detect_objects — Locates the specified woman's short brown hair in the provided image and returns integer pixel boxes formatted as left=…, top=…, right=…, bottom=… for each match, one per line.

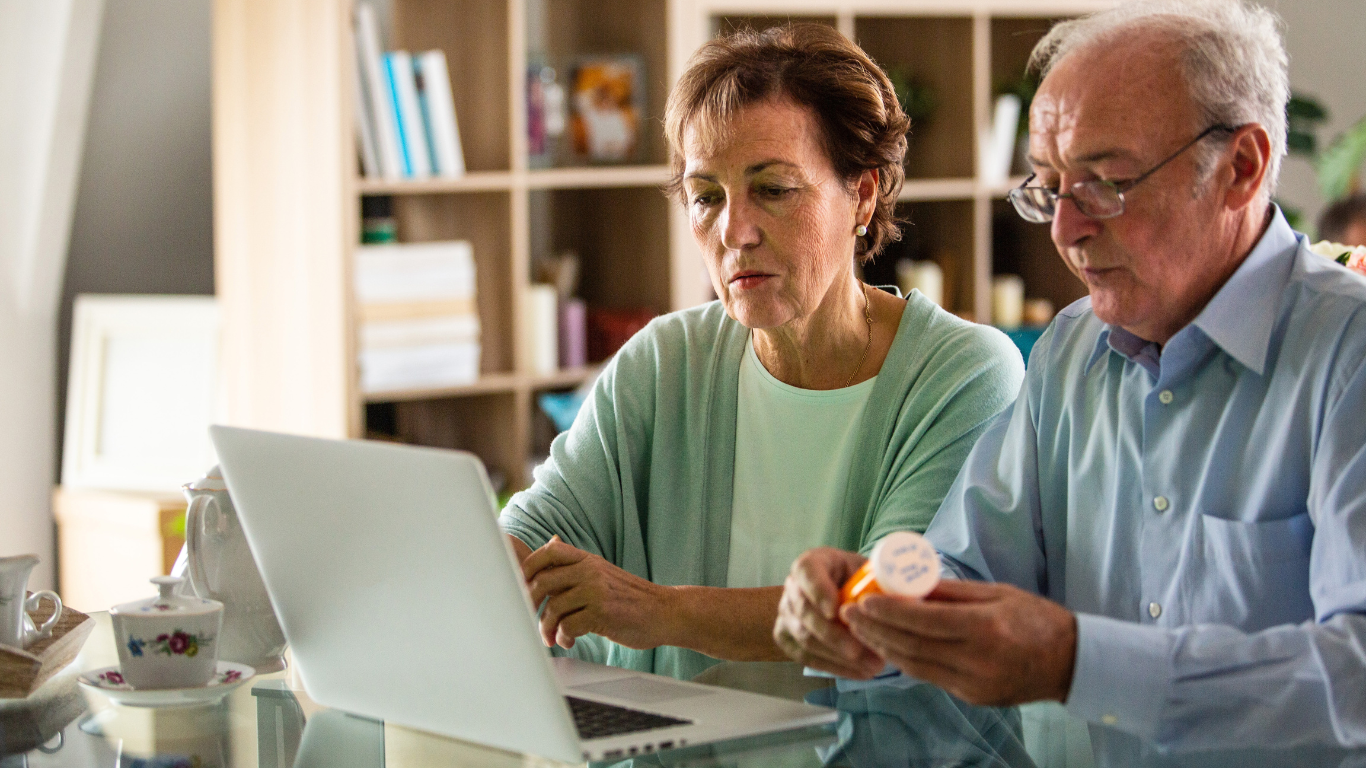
left=664, top=23, right=910, bottom=262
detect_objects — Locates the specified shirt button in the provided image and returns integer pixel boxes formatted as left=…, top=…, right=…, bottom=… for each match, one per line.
left=1149, top=602, right=1162, bottom=619
left=1102, top=714, right=1119, bottom=726
left=1158, top=389, right=1174, bottom=404
left=1153, top=496, right=1169, bottom=512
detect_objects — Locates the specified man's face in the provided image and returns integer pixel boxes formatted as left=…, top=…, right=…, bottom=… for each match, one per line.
left=1028, top=36, right=1240, bottom=344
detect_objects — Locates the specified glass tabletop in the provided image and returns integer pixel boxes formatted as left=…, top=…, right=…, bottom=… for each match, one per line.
left=3, top=612, right=1364, bottom=768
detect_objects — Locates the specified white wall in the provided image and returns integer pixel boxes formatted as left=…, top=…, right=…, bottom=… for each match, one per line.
left=1259, top=0, right=1366, bottom=234
left=56, top=0, right=215, bottom=491
left=0, top=1, right=103, bottom=589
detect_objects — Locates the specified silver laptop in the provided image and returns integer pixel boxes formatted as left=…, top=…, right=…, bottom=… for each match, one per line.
left=210, top=425, right=837, bottom=763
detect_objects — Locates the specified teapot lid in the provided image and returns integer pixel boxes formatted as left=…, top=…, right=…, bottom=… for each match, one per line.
left=110, top=576, right=222, bottom=616
left=187, top=465, right=227, bottom=492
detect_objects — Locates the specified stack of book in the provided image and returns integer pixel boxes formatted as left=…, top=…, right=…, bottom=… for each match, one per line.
left=353, top=3, right=466, bottom=180
left=354, top=241, right=480, bottom=392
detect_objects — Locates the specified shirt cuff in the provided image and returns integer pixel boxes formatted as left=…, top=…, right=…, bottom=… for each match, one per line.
left=1064, top=612, right=1175, bottom=739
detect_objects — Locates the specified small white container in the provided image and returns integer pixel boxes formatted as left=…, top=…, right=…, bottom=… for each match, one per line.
left=111, top=576, right=223, bottom=689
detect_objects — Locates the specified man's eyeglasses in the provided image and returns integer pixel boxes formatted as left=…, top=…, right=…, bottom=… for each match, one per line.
left=1007, top=124, right=1240, bottom=224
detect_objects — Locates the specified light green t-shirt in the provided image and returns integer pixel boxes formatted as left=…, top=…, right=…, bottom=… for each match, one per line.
left=726, top=337, right=877, bottom=588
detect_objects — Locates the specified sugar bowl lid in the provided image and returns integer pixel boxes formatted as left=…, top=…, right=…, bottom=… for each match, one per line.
left=110, top=576, right=223, bottom=617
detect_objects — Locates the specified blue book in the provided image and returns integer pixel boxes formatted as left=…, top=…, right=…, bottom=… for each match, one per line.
left=383, top=54, right=413, bottom=177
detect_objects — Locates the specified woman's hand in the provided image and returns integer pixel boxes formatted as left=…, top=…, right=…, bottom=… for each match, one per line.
left=773, top=547, right=885, bottom=679
left=522, top=536, right=672, bottom=651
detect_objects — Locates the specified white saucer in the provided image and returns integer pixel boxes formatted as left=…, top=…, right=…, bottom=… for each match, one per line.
left=77, top=662, right=256, bottom=707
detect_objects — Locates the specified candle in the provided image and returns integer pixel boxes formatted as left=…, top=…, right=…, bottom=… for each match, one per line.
left=992, top=274, right=1025, bottom=328
left=896, top=260, right=943, bottom=307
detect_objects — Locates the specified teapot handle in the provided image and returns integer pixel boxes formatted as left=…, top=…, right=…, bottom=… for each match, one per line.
left=184, top=492, right=216, bottom=598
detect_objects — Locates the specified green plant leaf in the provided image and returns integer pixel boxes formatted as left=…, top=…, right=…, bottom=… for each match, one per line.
left=1288, top=94, right=1328, bottom=121
left=1316, top=115, right=1366, bottom=202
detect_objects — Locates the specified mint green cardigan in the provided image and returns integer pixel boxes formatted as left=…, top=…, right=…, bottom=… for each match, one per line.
left=501, top=293, right=1024, bottom=680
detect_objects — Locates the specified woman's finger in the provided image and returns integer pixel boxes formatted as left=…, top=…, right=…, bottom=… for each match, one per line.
left=790, top=549, right=864, bottom=621
left=527, top=556, right=599, bottom=606
left=521, top=535, right=587, bottom=581
left=776, top=589, right=881, bottom=677
left=540, top=583, right=593, bottom=647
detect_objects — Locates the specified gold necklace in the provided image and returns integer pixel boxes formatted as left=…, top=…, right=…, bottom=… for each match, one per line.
left=843, top=282, right=873, bottom=388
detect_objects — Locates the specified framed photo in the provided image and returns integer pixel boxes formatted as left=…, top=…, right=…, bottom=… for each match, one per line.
left=62, top=295, right=221, bottom=493
left=569, top=55, right=644, bottom=163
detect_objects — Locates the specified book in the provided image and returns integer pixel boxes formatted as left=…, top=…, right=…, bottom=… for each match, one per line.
left=354, top=241, right=476, bottom=302
left=980, top=94, right=1021, bottom=186
left=353, top=3, right=402, bottom=179
left=352, top=57, right=380, bottom=178
left=413, top=57, right=441, bottom=175
left=360, top=342, right=480, bottom=393
left=385, top=51, right=432, bottom=178
left=415, top=50, right=466, bottom=178
left=354, top=241, right=480, bottom=392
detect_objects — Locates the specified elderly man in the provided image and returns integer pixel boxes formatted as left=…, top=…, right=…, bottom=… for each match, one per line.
left=775, top=0, right=1366, bottom=755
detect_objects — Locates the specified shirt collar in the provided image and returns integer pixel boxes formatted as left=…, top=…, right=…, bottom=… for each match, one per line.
left=1085, top=206, right=1299, bottom=376
left=1189, top=206, right=1298, bottom=376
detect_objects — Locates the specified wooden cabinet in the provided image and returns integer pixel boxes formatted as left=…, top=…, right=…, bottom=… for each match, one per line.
left=53, top=488, right=186, bottom=613
left=213, top=0, right=1108, bottom=494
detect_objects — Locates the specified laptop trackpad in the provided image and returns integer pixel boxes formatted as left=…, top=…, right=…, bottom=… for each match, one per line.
left=570, top=676, right=717, bottom=705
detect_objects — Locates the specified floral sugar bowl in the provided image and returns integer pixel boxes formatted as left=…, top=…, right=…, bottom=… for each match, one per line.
left=110, top=576, right=223, bottom=689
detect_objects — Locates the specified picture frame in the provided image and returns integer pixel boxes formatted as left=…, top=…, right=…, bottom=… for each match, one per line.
left=61, top=295, right=221, bottom=493
left=568, top=54, right=645, bottom=164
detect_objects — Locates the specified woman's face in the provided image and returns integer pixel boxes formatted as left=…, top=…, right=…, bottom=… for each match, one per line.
left=682, top=98, right=865, bottom=331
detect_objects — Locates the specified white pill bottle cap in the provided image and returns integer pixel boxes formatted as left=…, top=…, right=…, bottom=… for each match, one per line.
left=870, top=531, right=941, bottom=598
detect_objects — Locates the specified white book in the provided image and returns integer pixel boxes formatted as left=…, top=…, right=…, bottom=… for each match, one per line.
left=352, top=53, right=380, bottom=178
left=355, top=241, right=476, bottom=302
left=980, top=94, right=1021, bottom=186
left=354, top=3, right=402, bottom=179
left=386, top=50, right=432, bottom=178
left=360, top=315, right=481, bottom=349
left=360, top=341, right=481, bottom=392
left=416, top=50, right=466, bottom=178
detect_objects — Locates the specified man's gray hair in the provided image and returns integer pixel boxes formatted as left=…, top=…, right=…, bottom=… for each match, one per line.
left=1030, top=0, right=1288, bottom=196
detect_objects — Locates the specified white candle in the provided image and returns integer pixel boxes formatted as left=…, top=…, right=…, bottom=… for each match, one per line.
left=896, top=260, right=943, bottom=307
left=992, top=274, right=1025, bottom=328
left=522, top=284, right=559, bottom=374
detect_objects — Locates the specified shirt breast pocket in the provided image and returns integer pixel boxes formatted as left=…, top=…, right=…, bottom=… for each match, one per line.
left=1195, top=512, right=1314, bottom=629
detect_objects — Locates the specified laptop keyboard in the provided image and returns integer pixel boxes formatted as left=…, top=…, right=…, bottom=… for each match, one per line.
left=566, top=696, right=692, bottom=739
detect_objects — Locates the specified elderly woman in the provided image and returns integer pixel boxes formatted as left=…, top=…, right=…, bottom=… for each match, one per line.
left=500, top=24, right=1023, bottom=681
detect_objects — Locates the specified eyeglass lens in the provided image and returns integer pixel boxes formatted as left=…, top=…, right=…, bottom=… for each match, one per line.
left=1010, top=183, right=1125, bottom=223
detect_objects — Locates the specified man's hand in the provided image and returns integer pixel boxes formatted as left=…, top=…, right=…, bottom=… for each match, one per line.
left=522, top=536, right=670, bottom=651
left=773, top=547, right=885, bottom=679
left=842, top=578, right=1077, bottom=706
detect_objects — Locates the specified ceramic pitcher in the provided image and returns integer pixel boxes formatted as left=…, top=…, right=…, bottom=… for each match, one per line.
left=0, top=554, right=62, bottom=649
left=180, top=467, right=287, bottom=672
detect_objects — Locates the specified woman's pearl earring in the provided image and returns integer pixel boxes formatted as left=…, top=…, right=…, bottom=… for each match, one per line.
left=855, top=224, right=868, bottom=237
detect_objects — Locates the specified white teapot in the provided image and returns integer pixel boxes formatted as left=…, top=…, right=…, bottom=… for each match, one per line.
left=176, top=466, right=287, bottom=672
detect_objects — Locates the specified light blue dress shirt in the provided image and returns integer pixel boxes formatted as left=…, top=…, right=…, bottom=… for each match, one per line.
left=925, top=208, right=1366, bottom=753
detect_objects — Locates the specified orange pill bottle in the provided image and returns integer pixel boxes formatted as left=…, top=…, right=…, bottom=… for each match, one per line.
left=840, top=530, right=940, bottom=604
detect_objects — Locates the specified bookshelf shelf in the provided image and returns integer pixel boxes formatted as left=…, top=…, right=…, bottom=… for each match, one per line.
left=898, top=178, right=977, bottom=201
left=526, top=165, right=672, bottom=190
left=215, top=0, right=1106, bottom=494
left=364, top=373, right=522, bottom=403
left=357, top=171, right=517, bottom=195
left=363, top=365, right=602, bottom=404
left=527, top=365, right=604, bottom=390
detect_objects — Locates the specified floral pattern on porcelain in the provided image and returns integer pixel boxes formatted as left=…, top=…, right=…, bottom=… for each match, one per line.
left=87, top=665, right=245, bottom=692
left=127, top=629, right=213, bottom=658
